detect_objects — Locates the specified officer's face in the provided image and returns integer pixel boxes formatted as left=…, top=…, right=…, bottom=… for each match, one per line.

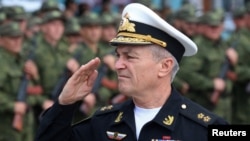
left=1, top=36, right=23, bottom=54
left=115, top=45, right=160, bottom=96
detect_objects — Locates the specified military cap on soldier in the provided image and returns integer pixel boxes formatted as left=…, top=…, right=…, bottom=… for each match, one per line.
left=41, top=10, right=64, bottom=24
left=64, top=17, right=81, bottom=35
left=79, top=12, right=101, bottom=26
left=0, top=6, right=12, bottom=16
left=134, top=0, right=152, bottom=8
left=6, top=5, right=28, bottom=21
left=184, top=15, right=198, bottom=23
left=175, top=3, right=196, bottom=20
left=0, top=12, right=6, bottom=25
left=181, top=6, right=198, bottom=23
left=0, top=22, right=23, bottom=37
left=27, top=16, right=42, bottom=29
left=246, top=2, right=250, bottom=13
left=195, top=14, right=204, bottom=24
left=202, top=10, right=223, bottom=26
left=110, top=3, right=197, bottom=63
left=100, top=13, right=119, bottom=27
left=232, top=6, right=246, bottom=18
left=40, top=0, right=60, bottom=12
left=173, top=10, right=184, bottom=20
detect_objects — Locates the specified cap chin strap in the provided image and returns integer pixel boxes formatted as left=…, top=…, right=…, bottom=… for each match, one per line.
left=117, top=32, right=167, bottom=47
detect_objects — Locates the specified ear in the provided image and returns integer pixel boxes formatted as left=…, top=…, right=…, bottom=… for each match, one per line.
left=158, top=57, right=174, bottom=77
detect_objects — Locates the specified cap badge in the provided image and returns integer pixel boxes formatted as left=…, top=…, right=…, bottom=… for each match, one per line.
left=163, top=115, right=174, bottom=126
left=118, top=13, right=135, bottom=32
left=106, top=131, right=127, bottom=140
left=114, top=112, right=123, bottom=123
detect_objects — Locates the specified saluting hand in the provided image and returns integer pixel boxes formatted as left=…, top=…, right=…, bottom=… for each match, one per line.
left=59, top=58, right=100, bottom=105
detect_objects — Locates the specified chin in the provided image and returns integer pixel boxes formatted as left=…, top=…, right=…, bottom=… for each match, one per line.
left=118, top=86, right=133, bottom=97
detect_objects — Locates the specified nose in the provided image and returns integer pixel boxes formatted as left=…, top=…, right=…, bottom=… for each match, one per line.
left=115, top=58, right=126, bottom=70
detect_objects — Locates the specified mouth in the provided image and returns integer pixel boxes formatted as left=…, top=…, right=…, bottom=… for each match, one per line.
left=117, top=74, right=130, bottom=79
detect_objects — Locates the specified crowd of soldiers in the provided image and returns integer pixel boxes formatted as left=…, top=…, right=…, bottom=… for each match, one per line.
left=0, top=0, right=250, bottom=141
left=0, top=0, right=123, bottom=140
left=171, top=2, right=250, bottom=125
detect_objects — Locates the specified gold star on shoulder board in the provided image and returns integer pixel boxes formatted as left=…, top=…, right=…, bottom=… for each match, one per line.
left=203, top=116, right=211, bottom=122
left=197, top=113, right=211, bottom=123
left=197, top=113, right=205, bottom=119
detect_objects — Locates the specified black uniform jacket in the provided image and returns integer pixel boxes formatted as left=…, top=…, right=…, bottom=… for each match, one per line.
left=35, top=87, right=228, bottom=141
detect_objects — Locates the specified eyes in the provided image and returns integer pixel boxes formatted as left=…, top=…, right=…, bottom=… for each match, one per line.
left=115, top=52, right=137, bottom=60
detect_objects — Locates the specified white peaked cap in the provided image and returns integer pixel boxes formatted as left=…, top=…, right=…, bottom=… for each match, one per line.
left=110, top=3, right=198, bottom=63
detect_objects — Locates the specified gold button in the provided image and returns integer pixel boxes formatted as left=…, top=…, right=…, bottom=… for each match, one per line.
left=181, top=104, right=187, bottom=109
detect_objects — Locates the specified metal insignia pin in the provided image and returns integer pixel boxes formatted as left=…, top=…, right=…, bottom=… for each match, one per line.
left=106, top=131, right=127, bottom=140
left=163, top=115, right=174, bottom=125
left=114, top=112, right=123, bottom=123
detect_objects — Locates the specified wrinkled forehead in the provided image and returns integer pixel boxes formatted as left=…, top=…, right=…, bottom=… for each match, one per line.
left=115, top=45, right=151, bottom=55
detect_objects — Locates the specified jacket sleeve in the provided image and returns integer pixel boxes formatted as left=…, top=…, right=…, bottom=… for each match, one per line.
left=35, top=101, right=80, bottom=141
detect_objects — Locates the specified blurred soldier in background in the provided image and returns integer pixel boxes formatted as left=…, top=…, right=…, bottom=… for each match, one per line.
left=229, top=5, right=250, bottom=124
left=22, top=15, right=44, bottom=135
left=31, top=10, right=73, bottom=114
left=5, top=5, right=28, bottom=33
left=40, top=0, right=61, bottom=13
left=172, top=3, right=197, bottom=95
left=171, top=8, right=185, bottom=32
left=63, top=0, right=78, bottom=19
left=0, top=12, right=7, bottom=26
left=77, top=12, right=105, bottom=116
left=97, top=13, right=120, bottom=105
left=38, top=0, right=61, bottom=18
left=0, top=22, right=35, bottom=141
left=64, top=17, right=82, bottom=54
left=176, top=10, right=235, bottom=123
left=63, top=16, right=91, bottom=122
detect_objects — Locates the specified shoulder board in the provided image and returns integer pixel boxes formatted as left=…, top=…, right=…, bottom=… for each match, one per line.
left=94, top=103, right=123, bottom=116
left=179, top=97, right=219, bottom=127
left=72, top=103, right=123, bottom=125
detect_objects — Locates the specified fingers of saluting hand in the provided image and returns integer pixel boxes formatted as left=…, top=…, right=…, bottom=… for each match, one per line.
left=59, top=58, right=101, bottom=105
left=72, top=57, right=101, bottom=85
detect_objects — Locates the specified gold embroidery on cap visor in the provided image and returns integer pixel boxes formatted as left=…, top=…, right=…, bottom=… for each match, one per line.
left=110, top=32, right=167, bottom=47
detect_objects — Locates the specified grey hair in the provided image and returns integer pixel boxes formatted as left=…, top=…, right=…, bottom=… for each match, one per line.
left=146, top=44, right=180, bottom=82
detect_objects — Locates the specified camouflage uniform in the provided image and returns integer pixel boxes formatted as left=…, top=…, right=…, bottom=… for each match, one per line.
left=0, top=22, right=33, bottom=141
left=179, top=11, right=233, bottom=122
left=173, top=3, right=198, bottom=95
left=77, top=12, right=112, bottom=116
left=33, top=10, right=72, bottom=107
left=229, top=7, right=250, bottom=124
left=97, top=13, right=120, bottom=105
left=0, top=12, right=6, bottom=25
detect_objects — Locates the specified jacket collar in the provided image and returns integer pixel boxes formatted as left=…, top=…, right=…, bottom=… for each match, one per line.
left=110, top=86, right=182, bottom=131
